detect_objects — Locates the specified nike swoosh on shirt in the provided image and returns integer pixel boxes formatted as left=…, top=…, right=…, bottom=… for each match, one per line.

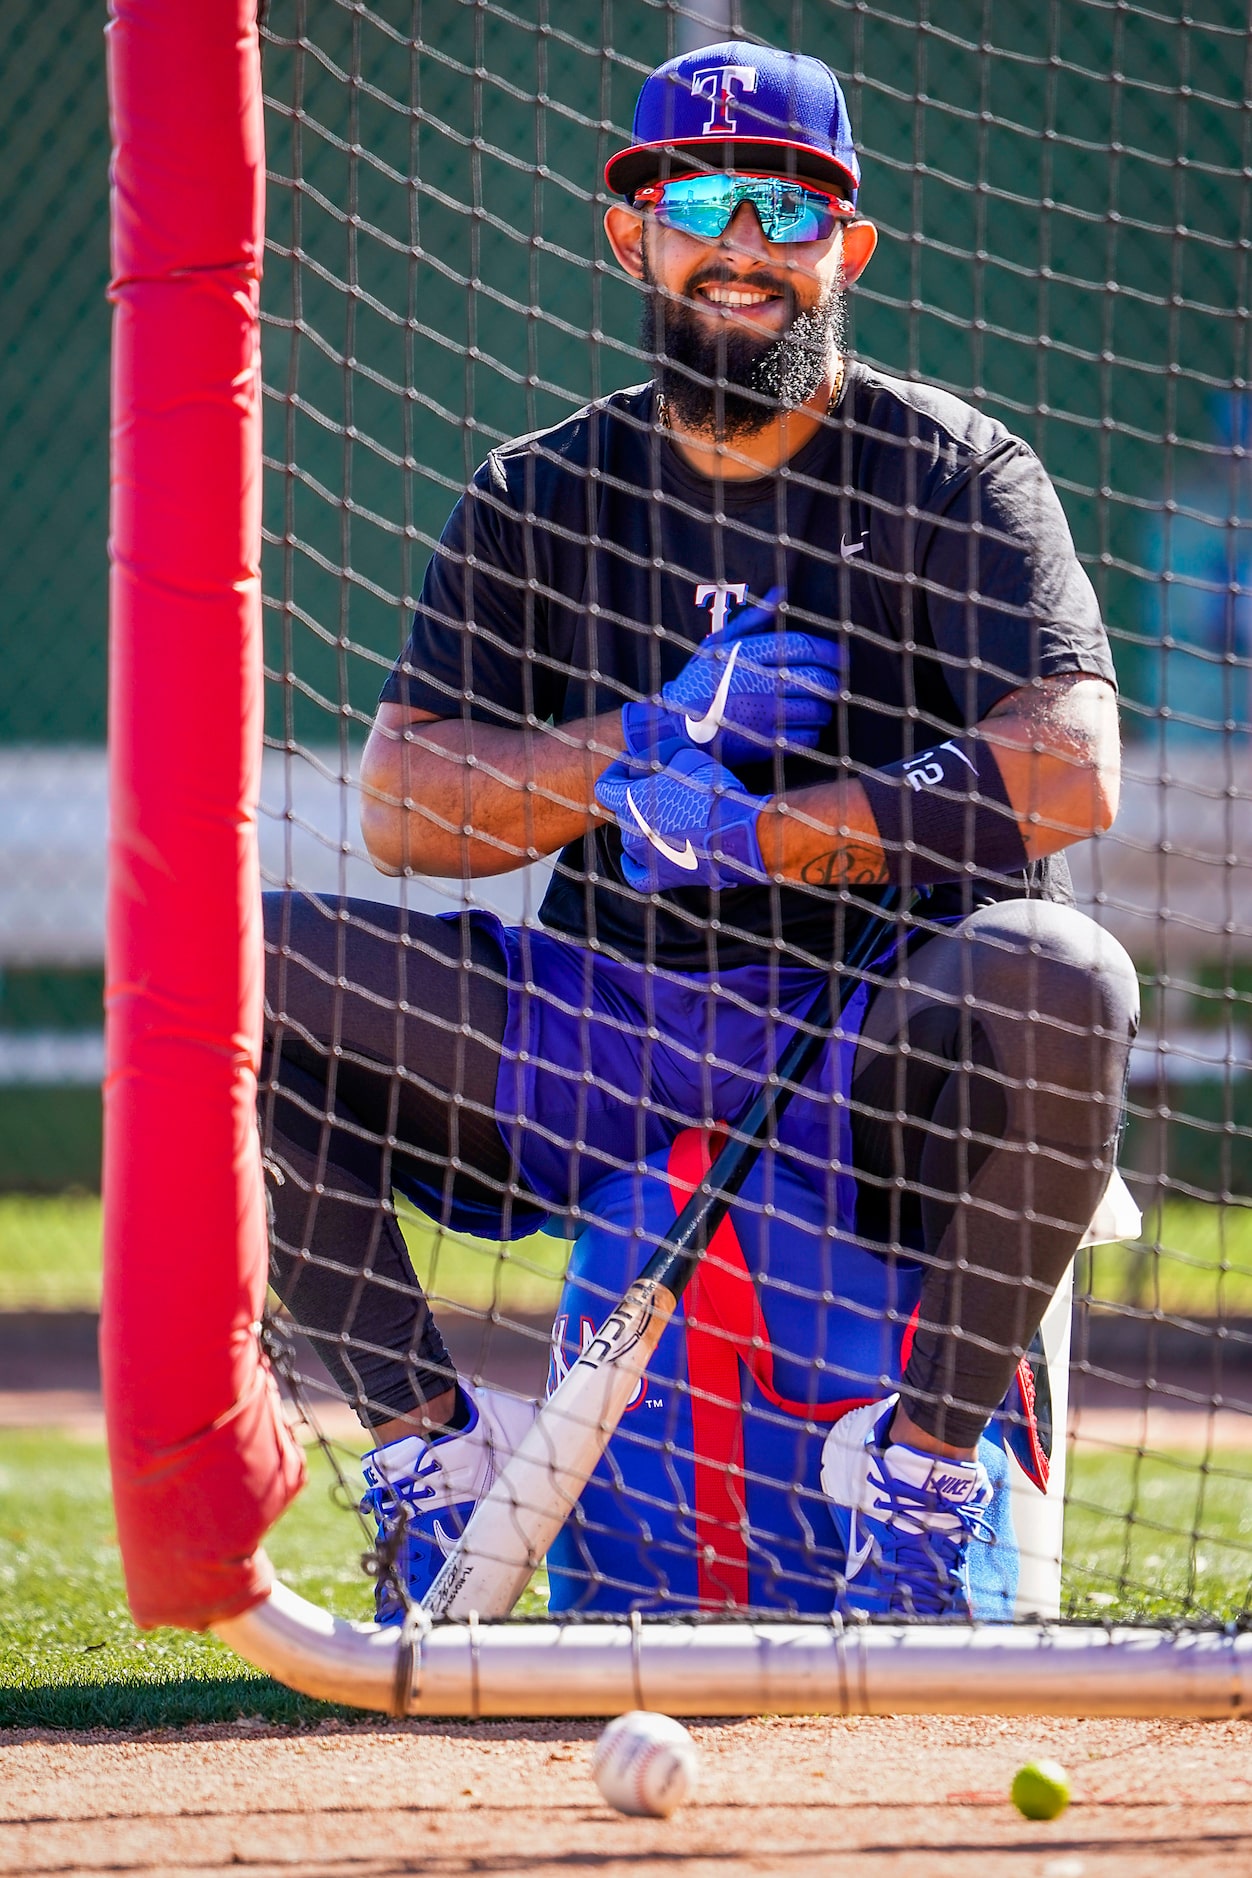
left=844, top=1508, right=875, bottom=1580
left=840, top=533, right=867, bottom=561
left=625, top=790, right=700, bottom=870
left=684, top=640, right=741, bottom=744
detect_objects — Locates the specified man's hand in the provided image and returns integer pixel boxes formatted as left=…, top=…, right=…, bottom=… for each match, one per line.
left=621, top=588, right=844, bottom=768
left=595, top=743, right=769, bottom=893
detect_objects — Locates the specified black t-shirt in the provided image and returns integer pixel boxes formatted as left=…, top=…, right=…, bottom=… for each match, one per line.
left=381, top=362, right=1115, bottom=971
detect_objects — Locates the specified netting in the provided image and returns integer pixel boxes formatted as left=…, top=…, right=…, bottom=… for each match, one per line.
left=252, top=0, right=1252, bottom=1636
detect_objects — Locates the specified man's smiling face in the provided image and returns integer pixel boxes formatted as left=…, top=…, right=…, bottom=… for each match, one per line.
left=650, top=197, right=844, bottom=338
left=643, top=199, right=847, bottom=439
left=605, top=191, right=877, bottom=444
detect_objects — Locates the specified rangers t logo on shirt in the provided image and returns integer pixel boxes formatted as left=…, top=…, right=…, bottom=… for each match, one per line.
left=694, top=580, right=748, bottom=636
left=690, top=65, right=758, bottom=134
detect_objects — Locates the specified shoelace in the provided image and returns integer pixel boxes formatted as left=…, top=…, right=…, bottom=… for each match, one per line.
left=359, top=1472, right=434, bottom=1553
left=360, top=1490, right=413, bottom=1616
left=871, top=1468, right=997, bottom=1618
left=885, top=1524, right=976, bottom=1617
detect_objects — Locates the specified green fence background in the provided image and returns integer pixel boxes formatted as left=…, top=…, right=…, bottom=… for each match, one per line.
left=3, top=0, right=112, bottom=744
left=259, top=0, right=1249, bottom=743
left=8, top=0, right=1248, bottom=749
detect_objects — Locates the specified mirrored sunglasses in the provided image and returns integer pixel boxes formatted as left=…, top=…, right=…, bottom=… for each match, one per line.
left=632, top=172, right=855, bottom=245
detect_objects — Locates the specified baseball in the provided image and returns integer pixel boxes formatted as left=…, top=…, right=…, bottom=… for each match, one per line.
left=592, top=1711, right=699, bottom=1817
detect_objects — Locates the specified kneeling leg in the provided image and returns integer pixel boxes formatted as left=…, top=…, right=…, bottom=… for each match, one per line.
left=851, top=898, right=1139, bottom=1452
left=261, top=891, right=522, bottom=1433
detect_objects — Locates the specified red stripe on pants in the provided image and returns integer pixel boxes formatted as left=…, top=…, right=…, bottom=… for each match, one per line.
left=665, top=1129, right=875, bottom=1610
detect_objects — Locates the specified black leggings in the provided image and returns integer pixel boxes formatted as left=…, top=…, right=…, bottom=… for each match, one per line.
left=260, top=894, right=516, bottom=1425
left=848, top=897, right=1138, bottom=1445
left=261, top=891, right=1138, bottom=1447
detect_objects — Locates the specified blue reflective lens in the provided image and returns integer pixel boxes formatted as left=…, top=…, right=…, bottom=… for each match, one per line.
left=641, top=174, right=848, bottom=245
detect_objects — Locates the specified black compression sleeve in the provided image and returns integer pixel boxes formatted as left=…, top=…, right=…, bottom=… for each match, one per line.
left=859, top=737, right=1028, bottom=886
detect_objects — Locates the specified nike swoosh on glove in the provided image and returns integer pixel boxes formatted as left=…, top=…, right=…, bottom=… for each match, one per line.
left=595, top=744, right=768, bottom=893
left=620, top=587, right=844, bottom=769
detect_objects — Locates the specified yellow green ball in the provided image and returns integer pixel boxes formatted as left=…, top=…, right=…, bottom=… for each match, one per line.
left=1011, top=1759, right=1070, bottom=1821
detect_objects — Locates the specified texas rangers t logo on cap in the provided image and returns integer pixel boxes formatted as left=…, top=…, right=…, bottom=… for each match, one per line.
left=690, top=65, right=758, bottom=135
left=604, top=42, right=861, bottom=208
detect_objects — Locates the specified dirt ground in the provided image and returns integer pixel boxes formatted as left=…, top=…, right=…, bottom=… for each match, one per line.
left=3, top=1713, right=1251, bottom=1878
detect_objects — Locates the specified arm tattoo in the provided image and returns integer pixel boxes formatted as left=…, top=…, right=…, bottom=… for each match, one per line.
left=800, top=844, right=885, bottom=889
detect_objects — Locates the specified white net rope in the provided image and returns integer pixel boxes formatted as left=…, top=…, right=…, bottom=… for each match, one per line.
left=254, top=0, right=1252, bottom=1631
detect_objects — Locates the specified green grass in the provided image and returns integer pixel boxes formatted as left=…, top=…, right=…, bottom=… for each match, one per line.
left=0, top=1192, right=568, bottom=1317
left=0, top=1194, right=105, bottom=1309
left=1063, top=1447, right=1252, bottom=1622
left=4, top=1191, right=1251, bottom=1318
left=1082, top=1201, right=1252, bottom=1317
left=3, top=1191, right=1249, bottom=1725
left=1, top=1430, right=1247, bottom=1730
left=397, top=1200, right=569, bottom=1318
left=0, top=1429, right=546, bottom=1729
left=0, top=1432, right=364, bottom=1727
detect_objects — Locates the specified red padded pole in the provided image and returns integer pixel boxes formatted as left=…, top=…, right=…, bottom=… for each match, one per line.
left=104, top=0, right=305, bottom=1630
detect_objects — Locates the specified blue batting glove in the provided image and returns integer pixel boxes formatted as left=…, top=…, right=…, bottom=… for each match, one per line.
left=657, top=587, right=843, bottom=765
left=596, top=744, right=768, bottom=893
left=619, top=698, right=688, bottom=770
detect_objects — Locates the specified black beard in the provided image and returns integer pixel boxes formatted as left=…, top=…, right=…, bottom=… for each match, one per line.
left=642, top=256, right=846, bottom=441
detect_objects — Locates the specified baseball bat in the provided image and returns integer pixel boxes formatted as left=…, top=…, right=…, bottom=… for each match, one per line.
left=420, top=902, right=897, bottom=1622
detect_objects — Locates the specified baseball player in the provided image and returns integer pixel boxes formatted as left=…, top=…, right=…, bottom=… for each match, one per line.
left=261, top=42, right=1138, bottom=1620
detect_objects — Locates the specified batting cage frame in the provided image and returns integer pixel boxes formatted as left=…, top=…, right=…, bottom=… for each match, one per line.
left=105, top=0, right=1252, bottom=1719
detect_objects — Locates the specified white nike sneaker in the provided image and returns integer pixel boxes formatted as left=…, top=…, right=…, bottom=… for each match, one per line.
left=820, top=1395, right=995, bottom=1618
left=359, top=1383, right=537, bottom=1623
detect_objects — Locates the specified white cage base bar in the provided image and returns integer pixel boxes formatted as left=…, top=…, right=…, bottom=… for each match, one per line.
left=216, top=1581, right=1252, bottom=1720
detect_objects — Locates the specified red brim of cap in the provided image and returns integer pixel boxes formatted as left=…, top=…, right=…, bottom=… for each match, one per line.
left=604, top=136, right=858, bottom=204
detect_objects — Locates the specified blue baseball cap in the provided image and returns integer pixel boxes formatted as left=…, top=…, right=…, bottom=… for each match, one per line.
left=605, top=43, right=860, bottom=206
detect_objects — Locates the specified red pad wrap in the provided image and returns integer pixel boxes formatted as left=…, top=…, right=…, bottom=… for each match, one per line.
left=103, top=0, right=305, bottom=1630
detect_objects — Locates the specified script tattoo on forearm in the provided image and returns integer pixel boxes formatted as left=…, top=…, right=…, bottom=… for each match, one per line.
left=799, top=844, right=886, bottom=889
